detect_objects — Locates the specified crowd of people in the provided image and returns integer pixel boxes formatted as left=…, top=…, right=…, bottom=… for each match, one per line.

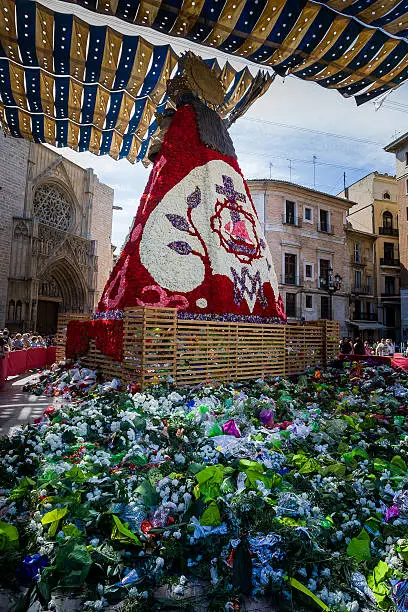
left=340, top=336, right=396, bottom=357
left=0, top=329, right=55, bottom=356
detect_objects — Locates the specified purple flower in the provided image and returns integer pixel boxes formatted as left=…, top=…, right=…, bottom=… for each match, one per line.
left=385, top=505, right=400, bottom=522
left=222, top=419, right=241, bottom=438
left=259, top=409, right=275, bottom=428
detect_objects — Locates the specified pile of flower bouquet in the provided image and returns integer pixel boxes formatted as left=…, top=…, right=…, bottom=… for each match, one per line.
left=1, top=362, right=408, bottom=611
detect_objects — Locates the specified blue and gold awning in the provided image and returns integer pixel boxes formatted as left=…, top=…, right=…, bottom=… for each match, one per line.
left=53, top=0, right=408, bottom=104
left=0, top=0, right=273, bottom=162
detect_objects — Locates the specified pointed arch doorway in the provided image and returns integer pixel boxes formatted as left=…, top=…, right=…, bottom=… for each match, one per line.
left=37, top=259, right=88, bottom=334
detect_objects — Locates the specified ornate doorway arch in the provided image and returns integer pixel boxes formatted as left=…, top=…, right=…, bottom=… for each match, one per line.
left=37, top=259, right=89, bottom=334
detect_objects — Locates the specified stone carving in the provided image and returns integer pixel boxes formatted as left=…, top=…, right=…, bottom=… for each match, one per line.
left=40, top=277, right=61, bottom=298
left=32, top=183, right=73, bottom=231
left=14, top=220, right=29, bottom=238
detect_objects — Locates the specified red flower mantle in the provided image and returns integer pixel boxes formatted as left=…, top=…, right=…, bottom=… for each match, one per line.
left=66, top=319, right=123, bottom=362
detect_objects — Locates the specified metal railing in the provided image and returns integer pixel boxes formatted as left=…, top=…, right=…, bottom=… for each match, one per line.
left=380, top=258, right=400, bottom=266
left=351, top=256, right=365, bottom=265
left=281, top=274, right=300, bottom=286
left=352, top=285, right=372, bottom=294
left=283, top=214, right=302, bottom=227
left=379, top=227, right=399, bottom=237
left=352, top=313, right=378, bottom=321
left=317, top=223, right=334, bottom=234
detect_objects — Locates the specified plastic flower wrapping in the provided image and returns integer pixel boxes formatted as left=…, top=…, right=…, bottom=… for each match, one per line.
left=1, top=362, right=408, bottom=611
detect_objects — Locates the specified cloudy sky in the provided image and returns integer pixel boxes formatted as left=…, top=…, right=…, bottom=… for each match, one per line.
left=54, top=67, right=407, bottom=252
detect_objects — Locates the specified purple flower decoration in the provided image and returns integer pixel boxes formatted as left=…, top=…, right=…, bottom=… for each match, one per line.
left=168, top=241, right=192, bottom=255
left=16, top=554, right=49, bottom=586
left=187, top=186, right=201, bottom=209
left=385, top=504, right=400, bottom=522
left=166, top=214, right=190, bottom=232
left=259, top=409, right=275, bottom=428
left=222, top=419, right=241, bottom=438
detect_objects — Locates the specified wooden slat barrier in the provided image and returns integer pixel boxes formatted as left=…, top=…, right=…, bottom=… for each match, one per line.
left=56, top=309, right=340, bottom=389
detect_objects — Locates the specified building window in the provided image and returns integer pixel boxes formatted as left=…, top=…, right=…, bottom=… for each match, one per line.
left=383, top=191, right=391, bottom=200
left=283, top=253, right=297, bottom=285
left=383, top=211, right=393, bottom=229
left=366, top=275, right=372, bottom=293
left=406, top=206, right=408, bottom=222
left=15, top=301, right=22, bottom=322
left=321, top=296, right=330, bottom=319
left=406, top=178, right=408, bottom=194
left=284, top=253, right=298, bottom=285
left=405, top=151, right=408, bottom=166
left=286, top=293, right=297, bottom=317
left=32, top=183, right=74, bottom=231
left=305, top=294, right=313, bottom=309
left=319, top=258, right=331, bottom=288
left=354, top=270, right=362, bottom=290
left=305, top=263, right=313, bottom=279
left=284, top=200, right=296, bottom=225
left=385, top=276, right=395, bottom=295
left=8, top=300, right=15, bottom=321
left=319, top=209, right=329, bottom=233
left=383, top=242, right=395, bottom=264
left=354, top=242, right=362, bottom=263
left=304, top=207, right=312, bottom=222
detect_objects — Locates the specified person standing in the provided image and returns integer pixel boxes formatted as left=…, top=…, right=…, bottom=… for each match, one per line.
left=340, top=337, right=353, bottom=354
left=353, top=337, right=365, bottom=355
left=386, top=339, right=395, bottom=357
left=364, top=341, right=372, bottom=355
left=376, top=339, right=390, bottom=357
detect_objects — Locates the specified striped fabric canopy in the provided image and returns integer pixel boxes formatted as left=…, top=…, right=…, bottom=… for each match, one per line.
left=0, top=0, right=272, bottom=162
left=53, top=0, right=408, bottom=105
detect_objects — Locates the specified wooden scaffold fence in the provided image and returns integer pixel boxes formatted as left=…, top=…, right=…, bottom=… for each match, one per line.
left=56, top=308, right=340, bottom=389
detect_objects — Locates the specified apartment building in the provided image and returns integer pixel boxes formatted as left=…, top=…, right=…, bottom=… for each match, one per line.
left=385, top=133, right=408, bottom=343
left=345, top=227, right=379, bottom=338
left=248, top=180, right=351, bottom=335
left=339, top=172, right=401, bottom=342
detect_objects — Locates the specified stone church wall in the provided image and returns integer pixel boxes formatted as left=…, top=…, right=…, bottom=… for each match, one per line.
left=0, top=136, right=30, bottom=325
left=0, top=134, right=114, bottom=331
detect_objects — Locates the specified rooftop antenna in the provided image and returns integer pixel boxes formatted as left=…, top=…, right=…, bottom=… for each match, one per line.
left=288, top=159, right=292, bottom=182
left=313, top=155, right=317, bottom=187
left=269, top=162, right=273, bottom=179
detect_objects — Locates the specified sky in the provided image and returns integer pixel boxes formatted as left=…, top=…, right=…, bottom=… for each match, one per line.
left=53, top=68, right=408, bottom=252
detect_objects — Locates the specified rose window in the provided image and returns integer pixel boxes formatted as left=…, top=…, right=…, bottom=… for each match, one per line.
left=32, top=184, right=73, bottom=231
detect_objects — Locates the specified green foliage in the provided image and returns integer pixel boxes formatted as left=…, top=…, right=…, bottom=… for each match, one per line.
left=347, top=528, right=371, bottom=562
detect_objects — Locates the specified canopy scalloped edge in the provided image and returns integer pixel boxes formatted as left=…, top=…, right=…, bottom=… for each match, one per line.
left=0, top=0, right=273, bottom=163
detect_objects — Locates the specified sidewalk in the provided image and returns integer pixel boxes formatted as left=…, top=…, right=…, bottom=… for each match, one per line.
left=0, top=373, right=53, bottom=435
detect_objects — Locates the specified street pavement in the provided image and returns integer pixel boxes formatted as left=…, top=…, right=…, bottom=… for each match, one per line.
left=0, top=373, right=53, bottom=435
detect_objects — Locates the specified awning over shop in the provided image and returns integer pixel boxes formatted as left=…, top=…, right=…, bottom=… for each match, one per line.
left=348, top=321, right=385, bottom=330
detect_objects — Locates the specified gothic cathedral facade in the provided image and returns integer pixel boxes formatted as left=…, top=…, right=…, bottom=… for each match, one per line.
left=0, top=134, right=114, bottom=334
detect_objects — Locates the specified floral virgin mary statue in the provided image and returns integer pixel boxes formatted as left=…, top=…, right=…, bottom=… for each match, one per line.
left=97, top=53, right=286, bottom=323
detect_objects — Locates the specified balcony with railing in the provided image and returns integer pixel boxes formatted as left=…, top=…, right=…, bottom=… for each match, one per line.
left=381, top=291, right=400, bottom=298
left=352, top=313, right=378, bottom=321
left=380, top=257, right=400, bottom=267
left=351, top=285, right=372, bottom=295
left=283, top=214, right=302, bottom=227
left=351, top=256, right=366, bottom=266
left=281, top=274, right=300, bottom=286
left=317, top=222, right=334, bottom=234
left=378, top=227, right=399, bottom=237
